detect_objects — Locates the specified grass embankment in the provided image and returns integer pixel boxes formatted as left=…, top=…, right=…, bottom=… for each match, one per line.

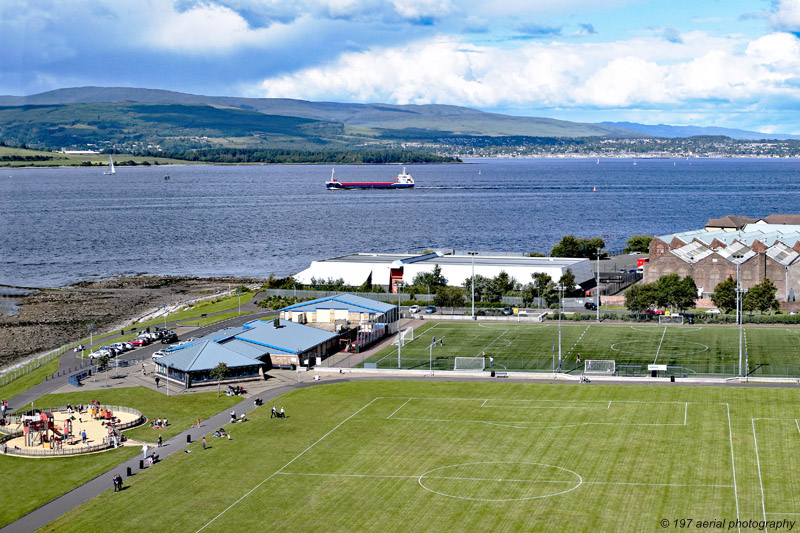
left=0, top=386, right=241, bottom=527
left=0, top=360, right=59, bottom=400
left=38, top=380, right=800, bottom=531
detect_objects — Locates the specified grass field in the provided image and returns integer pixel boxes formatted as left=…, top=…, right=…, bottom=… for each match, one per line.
left=0, top=387, right=241, bottom=526
left=39, top=380, right=800, bottom=532
left=362, top=321, right=800, bottom=377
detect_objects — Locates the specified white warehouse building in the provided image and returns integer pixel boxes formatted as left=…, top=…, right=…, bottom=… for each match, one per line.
left=294, top=251, right=594, bottom=292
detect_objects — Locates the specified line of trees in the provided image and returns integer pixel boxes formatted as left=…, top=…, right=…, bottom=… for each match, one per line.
left=624, top=273, right=698, bottom=314
left=711, top=276, right=780, bottom=314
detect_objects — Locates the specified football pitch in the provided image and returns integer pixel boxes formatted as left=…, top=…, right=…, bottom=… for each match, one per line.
left=362, top=321, right=800, bottom=377
left=45, top=381, right=800, bottom=532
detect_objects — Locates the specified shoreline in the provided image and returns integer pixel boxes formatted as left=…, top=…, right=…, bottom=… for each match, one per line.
left=0, top=275, right=265, bottom=373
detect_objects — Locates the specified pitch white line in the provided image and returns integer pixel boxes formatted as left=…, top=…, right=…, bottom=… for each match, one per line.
left=684, top=403, right=688, bottom=426
left=196, top=398, right=379, bottom=532
left=752, top=418, right=769, bottom=531
left=477, top=329, right=510, bottom=356
left=387, top=398, right=412, bottom=419
left=653, top=327, right=668, bottom=364
left=380, top=396, right=693, bottom=405
left=608, top=401, right=612, bottom=409
left=796, top=419, right=800, bottom=437
left=390, top=416, right=687, bottom=429
left=277, top=471, right=732, bottom=489
left=726, top=404, right=741, bottom=533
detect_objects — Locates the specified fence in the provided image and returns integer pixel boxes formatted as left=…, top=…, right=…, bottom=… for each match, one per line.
left=0, top=341, right=79, bottom=388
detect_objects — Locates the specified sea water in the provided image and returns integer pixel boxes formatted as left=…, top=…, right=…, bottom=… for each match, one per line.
left=1, top=158, right=799, bottom=287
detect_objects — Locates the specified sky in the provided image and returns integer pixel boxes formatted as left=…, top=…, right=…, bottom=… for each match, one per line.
left=3, top=0, right=800, bottom=133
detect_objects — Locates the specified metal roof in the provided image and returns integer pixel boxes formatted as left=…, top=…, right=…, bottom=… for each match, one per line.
left=280, top=293, right=395, bottom=314
left=156, top=341, right=264, bottom=372
left=717, top=241, right=757, bottom=263
left=233, top=318, right=339, bottom=354
left=766, top=242, right=800, bottom=266
left=670, top=241, right=714, bottom=263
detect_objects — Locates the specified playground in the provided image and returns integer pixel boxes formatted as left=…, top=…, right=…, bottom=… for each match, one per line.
left=4, top=404, right=143, bottom=456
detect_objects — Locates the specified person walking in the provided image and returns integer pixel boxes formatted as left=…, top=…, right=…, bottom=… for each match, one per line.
left=271, top=406, right=277, bottom=418
left=280, top=407, right=285, bottom=418
left=202, top=436, right=207, bottom=450
left=142, top=443, right=148, bottom=459
left=157, top=434, right=162, bottom=447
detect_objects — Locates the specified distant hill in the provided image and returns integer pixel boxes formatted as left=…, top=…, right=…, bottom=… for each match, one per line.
left=0, top=86, right=642, bottom=139
left=600, top=121, right=800, bottom=141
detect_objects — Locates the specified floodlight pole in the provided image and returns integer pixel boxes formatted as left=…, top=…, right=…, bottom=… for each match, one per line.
left=429, top=342, right=434, bottom=376
left=558, top=285, right=563, bottom=373
left=596, top=249, right=601, bottom=323
left=735, top=259, right=742, bottom=378
left=237, top=290, right=242, bottom=316
left=468, top=251, right=478, bottom=319
left=162, top=304, right=168, bottom=329
left=396, top=281, right=404, bottom=369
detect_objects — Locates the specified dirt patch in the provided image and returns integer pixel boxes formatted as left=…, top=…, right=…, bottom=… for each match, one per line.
left=0, top=275, right=263, bottom=370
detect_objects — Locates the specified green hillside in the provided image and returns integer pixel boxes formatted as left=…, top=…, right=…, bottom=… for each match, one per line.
left=0, top=86, right=642, bottom=139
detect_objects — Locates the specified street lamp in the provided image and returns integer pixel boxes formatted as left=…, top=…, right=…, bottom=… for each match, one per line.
left=237, top=290, right=242, bottom=316
left=733, top=256, right=744, bottom=378
left=468, top=252, right=478, bottom=319
left=167, top=365, right=172, bottom=397
left=162, top=304, right=168, bottom=330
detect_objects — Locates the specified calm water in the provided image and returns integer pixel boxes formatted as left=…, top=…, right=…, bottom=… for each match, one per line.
left=1, top=158, right=799, bottom=287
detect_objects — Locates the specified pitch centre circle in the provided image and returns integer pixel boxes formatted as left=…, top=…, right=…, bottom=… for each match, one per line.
left=418, top=461, right=582, bottom=501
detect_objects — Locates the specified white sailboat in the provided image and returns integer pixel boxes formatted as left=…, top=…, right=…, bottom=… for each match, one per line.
left=103, top=156, right=116, bottom=175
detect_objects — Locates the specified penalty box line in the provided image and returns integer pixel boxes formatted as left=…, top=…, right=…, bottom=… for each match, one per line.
left=751, top=417, right=800, bottom=527
left=196, top=397, right=381, bottom=533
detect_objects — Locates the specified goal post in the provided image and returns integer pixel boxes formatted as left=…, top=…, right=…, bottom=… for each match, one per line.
left=454, top=356, right=485, bottom=372
left=584, top=359, right=615, bottom=375
left=658, top=315, right=683, bottom=325
left=391, top=327, right=415, bottom=346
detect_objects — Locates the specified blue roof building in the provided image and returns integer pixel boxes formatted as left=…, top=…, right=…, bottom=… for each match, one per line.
left=280, top=292, right=397, bottom=331
left=155, top=318, right=341, bottom=388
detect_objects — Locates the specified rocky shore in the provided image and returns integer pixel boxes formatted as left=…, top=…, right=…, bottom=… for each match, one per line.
left=0, top=275, right=264, bottom=371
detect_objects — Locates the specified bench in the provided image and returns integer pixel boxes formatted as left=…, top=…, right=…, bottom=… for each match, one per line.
left=495, top=372, right=508, bottom=378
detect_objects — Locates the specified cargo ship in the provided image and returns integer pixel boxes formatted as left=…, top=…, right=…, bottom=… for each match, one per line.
left=325, top=167, right=414, bottom=189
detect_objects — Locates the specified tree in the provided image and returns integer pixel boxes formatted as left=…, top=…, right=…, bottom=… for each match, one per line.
left=550, top=235, right=606, bottom=259
left=624, top=234, right=654, bottom=254
left=462, top=274, right=492, bottom=302
left=711, top=276, right=737, bottom=313
left=655, top=273, right=697, bottom=312
left=412, top=264, right=447, bottom=291
left=558, top=269, right=577, bottom=297
left=743, top=278, right=780, bottom=314
left=433, top=286, right=466, bottom=313
left=210, top=362, right=230, bottom=397
left=624, top=283, right=658, bottom=315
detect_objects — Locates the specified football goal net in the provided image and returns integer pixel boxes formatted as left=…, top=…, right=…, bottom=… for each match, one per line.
left=454, top=357, right=485, bottom=372
left=584, top=359, right=615, bottom=375
left=658, top=315, right=683, bottom=325
left=392, top=327, right=415, bottom=346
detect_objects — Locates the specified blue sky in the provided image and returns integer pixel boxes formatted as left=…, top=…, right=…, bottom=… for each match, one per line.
left=3, top=0, right=800, bottom=133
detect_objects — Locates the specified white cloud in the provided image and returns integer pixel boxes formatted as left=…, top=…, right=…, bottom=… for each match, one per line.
left=255, top=31, right=800, bottom=114
left=770, top=0, right=800, bottom=32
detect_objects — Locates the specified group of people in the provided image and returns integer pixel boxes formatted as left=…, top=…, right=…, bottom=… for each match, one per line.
left=113, top=474, right=123, bottom=493
left=270, top=406, right=286, bottom=419
left=150, top=418, right=168, bottom=428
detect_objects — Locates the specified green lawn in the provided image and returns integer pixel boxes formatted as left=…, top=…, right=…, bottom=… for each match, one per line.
left=0, top=360, right=59, bottom=400
left=364, top=321, right=800, bottom=377
left=39, top=380, right=800, bottom=531
left=0, top=387, right=241, bottom=526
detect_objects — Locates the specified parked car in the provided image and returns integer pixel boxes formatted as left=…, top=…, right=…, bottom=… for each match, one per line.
left=584, top=301, right=598, bottom=310
left=408, top=305, right=420, bottom=314
left=705, top=308, right=722, bottom=314
left=502, top=307, right=513, bottom=315
left=425, top=305, right=437, bottom=314
left=645, top=309, right=665, bottom=316
left=88, top=350, right=108, bottom=359
left=161, top=332, right=179, bottom=344
left=152, top=350, right=168, bottom=360
left=130, top=337, right=150, bottom=347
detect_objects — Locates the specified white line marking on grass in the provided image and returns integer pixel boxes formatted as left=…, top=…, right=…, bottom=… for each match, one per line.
left=196, top=397, right=380, bottom=533
left=387, top=398, right=412, bottom=419
left=280, top=472, right=418, bottom=479
left=583, top=481, right=733, bottom=488
left=752, top=418, right=769, bottom=530
left=608, top=401, right=612, bottom=409
left=390, top=417, right=688, bottom=430
left=768, top=512, right=800, bottom=516
left=684, top=403, right=688, bottom=425
left=727, top=404, right=740, bottom=533
left=653, top=327, right=668, bottom=364
left=477, top=329, right=510, bottom=356
left=566, top=325, right=591, bottom=357
left=796, top=419, right=800, bottom=436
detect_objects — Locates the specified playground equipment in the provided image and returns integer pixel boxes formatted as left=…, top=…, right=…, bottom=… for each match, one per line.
left=21, top=412, right=68, bottom=450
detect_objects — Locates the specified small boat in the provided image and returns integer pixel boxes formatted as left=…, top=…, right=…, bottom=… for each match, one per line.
left=103, top=156, right=115, bottom=175
left=326, top=167, right=414, bottom=190
left=164, top=174, right=170, bottom=180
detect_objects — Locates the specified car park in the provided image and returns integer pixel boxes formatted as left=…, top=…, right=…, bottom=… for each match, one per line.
left=425, top=305, right=437, bottom=314
left=130, top=337, right=150, bottom=347
left=408, top=305, right=420, bottom=314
